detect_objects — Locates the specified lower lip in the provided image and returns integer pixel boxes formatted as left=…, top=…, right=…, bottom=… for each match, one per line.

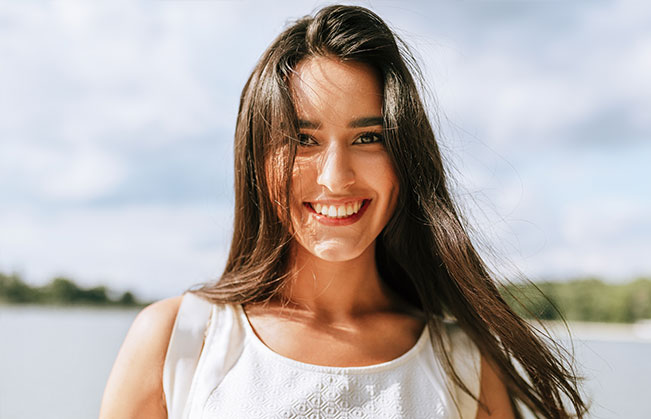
left=304, top=200, right=371, bottom=226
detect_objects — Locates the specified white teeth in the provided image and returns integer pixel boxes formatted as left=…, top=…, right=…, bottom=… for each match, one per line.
left=311, top=201, right=365, bottom=219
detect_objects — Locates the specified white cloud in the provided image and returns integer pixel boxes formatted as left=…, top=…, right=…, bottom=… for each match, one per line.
left=523, top=196, right=651, bottom=280
left=0, top=204, right=234, bottom=300
left=468, top=172, right=651, bottom=281
left=403, top=0, right=651, bottom=281
left=425, top=1, right=651, bottom=150
left=0, top=1, right=246, bottom=146
left=455, top=139, right=651, bottom=282
left=0, top=142, right=126, bottom=200
left=1, top=0, right=649, bottom=293
left=0, top=1, right=245, bottom=203
left=468, top=197, right=651, bottom=282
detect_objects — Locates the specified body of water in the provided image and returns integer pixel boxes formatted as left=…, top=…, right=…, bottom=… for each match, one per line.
left=0, top=306, right=649, bottom=418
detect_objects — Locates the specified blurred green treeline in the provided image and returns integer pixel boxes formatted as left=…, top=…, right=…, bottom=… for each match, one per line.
left=2, top=272, right=651, bottom=322
left=0, top=272, right=145, bottom=307
left=501, top=277, right=651, bottom=323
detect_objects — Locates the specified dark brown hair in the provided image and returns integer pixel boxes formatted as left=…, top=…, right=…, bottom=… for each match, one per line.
left=194, top=5, right=587, bottom=418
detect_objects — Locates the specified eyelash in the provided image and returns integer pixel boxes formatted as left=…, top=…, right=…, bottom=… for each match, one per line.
left=297, top=134, right=317, bottom=146
left=354, top=132, right=384, bottom=144
left=297, top=132, right=384, bottom=146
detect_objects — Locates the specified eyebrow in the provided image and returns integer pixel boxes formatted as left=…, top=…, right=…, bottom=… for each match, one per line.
left=349, top=116, right=383, bottom=128
left=297, top=116, right=383, bottom=129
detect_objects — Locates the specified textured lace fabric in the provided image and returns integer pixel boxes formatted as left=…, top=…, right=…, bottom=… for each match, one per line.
left=163, top=294, right=481, bottom=419
left=204, top=305, right=446, bottom=418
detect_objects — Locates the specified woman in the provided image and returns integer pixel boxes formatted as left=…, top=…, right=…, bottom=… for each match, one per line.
left=101, top=5, right=586, bottom=418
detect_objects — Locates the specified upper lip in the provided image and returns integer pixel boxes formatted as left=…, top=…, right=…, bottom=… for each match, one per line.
left=304, top=197, right=368, bottom=205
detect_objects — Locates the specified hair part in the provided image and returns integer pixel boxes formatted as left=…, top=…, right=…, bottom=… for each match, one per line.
left=193, top=5, right=587, bottom=418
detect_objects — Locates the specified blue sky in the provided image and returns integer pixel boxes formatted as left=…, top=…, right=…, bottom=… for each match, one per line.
left=1, top=1, right=649, bottom=300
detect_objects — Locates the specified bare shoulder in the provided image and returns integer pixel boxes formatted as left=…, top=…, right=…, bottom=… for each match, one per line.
left=132, top=296, right=184, bottom=339
left=99, top=295, right=184, bottom=419
left=476, top=355, right=515, bottom=419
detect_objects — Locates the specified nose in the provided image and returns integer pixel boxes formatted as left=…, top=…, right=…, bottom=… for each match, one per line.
left=316, top=143, right=355, bottom=192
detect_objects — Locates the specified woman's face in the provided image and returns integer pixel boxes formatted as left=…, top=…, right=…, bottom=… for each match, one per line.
left=288, top=56, right=399, bottom=263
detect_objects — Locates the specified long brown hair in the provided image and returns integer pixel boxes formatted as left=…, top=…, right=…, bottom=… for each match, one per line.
left=194, top=5, right=587, bottom=418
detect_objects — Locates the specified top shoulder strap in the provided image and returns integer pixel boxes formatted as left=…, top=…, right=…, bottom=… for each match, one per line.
left=163, top=292, right=213, bottom=419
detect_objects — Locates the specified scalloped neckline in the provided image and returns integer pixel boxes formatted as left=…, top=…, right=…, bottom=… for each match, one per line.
left=237, top=304, right=429, bottom=374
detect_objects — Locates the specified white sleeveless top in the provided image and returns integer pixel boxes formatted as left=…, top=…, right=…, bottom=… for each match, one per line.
left=163, top=293, right=481, bottom=419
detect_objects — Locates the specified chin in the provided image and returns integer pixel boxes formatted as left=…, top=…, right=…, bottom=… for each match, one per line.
left=309, top=241, right=370, bottom=263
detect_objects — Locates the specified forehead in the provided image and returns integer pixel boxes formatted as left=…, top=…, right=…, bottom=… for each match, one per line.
left=289, top=57, right=383, bottom=122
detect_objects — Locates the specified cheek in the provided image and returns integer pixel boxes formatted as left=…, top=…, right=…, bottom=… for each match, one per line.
left=289, top=162, right=310, bottom=229
left=386, top=180, right=400, bottom=219
left=386, top=163, right=400, bottom=199
left=374, top=157, right=400, bottom=219
left=367, top=153, right=400, bottom=197
left=290, top=157, right=317, bottom=200
left=290, top=162, right=304, bottom=203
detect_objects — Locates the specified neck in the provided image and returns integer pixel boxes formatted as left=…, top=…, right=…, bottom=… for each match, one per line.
left=280, top=242, right=394, bottom=320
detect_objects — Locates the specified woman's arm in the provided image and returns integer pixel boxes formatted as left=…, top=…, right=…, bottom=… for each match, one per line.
left=476, top=355, right=515, bottom=419
left=99, top=296, right=183, bottom=419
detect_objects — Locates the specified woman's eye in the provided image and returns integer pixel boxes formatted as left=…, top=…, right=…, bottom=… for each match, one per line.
left=297, top=133, right=317, bottom=146
left=353, top=132, right=384, bottom=144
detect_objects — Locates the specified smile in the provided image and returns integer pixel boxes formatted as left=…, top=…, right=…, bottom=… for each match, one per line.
left=309, top=200, right=364, bottom=218
left=304, top=199, right=370, bottom=223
